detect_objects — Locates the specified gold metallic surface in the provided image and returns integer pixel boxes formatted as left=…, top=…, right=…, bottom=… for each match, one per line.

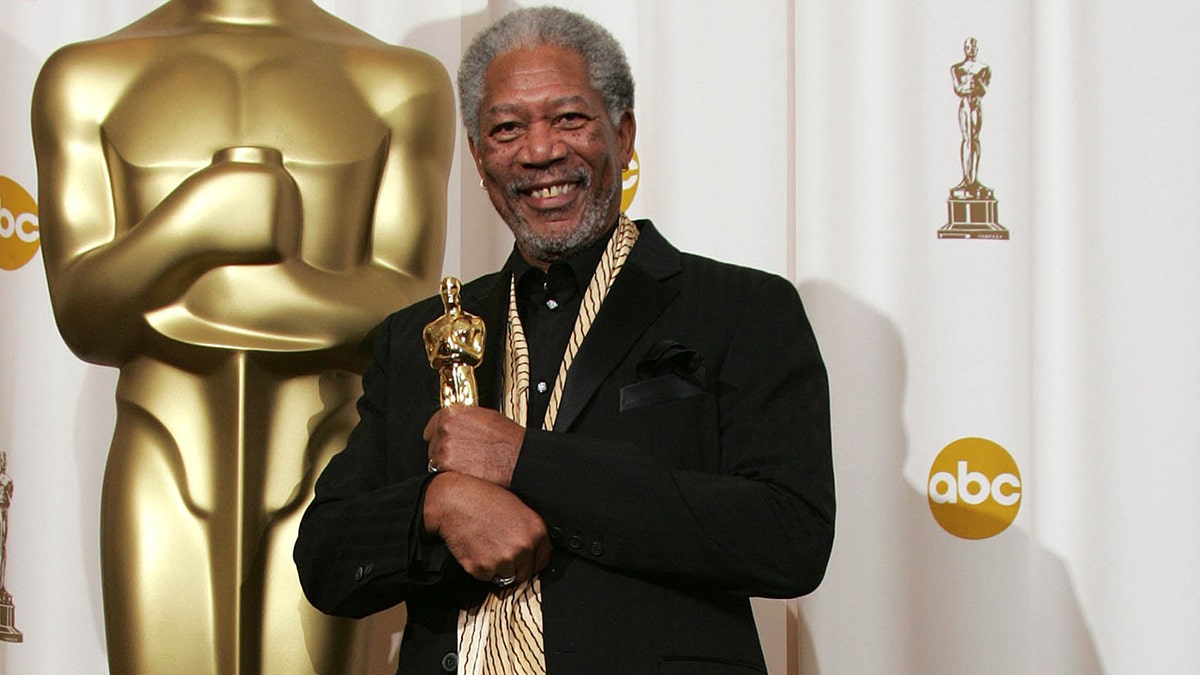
left=423, top=276, right=486, bottom=408
left=31, top=1, right=455, bottom=672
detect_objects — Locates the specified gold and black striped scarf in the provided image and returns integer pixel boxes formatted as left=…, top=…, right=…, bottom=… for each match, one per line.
left=456, top=215, right=639, bottom=674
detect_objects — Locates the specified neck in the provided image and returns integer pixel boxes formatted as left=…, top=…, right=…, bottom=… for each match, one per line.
left=178, top=0, right=313, bottom=24
left=534, top=209, right=624, bottom=271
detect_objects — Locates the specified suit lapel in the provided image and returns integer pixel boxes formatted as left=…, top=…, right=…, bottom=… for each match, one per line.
left=552, top=221, right=681, bottom=431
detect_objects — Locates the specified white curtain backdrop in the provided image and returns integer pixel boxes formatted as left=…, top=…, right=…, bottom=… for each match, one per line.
left=2, top=1, right=1197, bottom=673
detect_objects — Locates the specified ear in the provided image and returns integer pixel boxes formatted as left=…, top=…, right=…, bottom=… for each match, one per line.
left=467, top=136, right=486, bottom=180
left=616, top=110, right=636, bottom=167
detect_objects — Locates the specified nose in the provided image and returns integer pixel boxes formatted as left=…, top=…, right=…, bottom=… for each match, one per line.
left=517, top=122, right=567, bottom=167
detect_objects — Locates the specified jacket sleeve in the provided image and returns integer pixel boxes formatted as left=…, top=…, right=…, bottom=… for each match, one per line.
left=293, top=310, right=463, bottom=619
left=508, top=272, right=835, bottom=599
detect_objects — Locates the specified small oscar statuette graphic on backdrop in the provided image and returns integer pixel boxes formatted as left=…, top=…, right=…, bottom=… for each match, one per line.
left=424, top=276, right=486, bottom=408
left=0, top=452, right=22, bottom=643
left=939, top=37, right=1009, bottom=240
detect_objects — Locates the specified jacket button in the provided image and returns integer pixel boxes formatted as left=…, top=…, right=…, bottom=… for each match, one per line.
left=353, top=566, right=364, bottom=581
left=567, top=535, right=583, bottom=550
left=549, top=526, right=563, bottom=541
left=589, top=541, right=604, bottom=556
left=441, top=652, right=458, bottom=672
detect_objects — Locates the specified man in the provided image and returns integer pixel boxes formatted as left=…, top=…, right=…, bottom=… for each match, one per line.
left=295, top=7, right=834, bottom=674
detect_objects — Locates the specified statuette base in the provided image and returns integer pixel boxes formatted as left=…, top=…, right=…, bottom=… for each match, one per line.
left=0, top=596, right=23, bottom=643
left=939, top=196, right=1009, bottom=240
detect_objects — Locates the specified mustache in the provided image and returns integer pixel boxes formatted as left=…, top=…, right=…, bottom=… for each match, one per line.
left=504, top=167, right=591, bottom=197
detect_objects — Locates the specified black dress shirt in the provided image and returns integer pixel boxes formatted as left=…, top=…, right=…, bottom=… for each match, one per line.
left=508, top=228, right=613, bottom=429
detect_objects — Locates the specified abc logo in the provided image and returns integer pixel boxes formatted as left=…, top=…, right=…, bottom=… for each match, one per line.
left=620, top=149, right=640, bottom=212
left=0, top=176, right=40, bottom=271
left=927, top=437, right=1022, bottom=540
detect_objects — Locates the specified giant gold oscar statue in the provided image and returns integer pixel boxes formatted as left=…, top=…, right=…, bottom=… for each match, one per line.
left=31, top=1, right=455, bottom=672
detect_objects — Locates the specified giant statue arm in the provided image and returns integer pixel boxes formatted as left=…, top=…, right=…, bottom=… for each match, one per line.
left=33, top=44, right=455, bottom=364
left=32, top=47, right=300, bottom=366
left=359, top=51, right=457, bottom=301
left=140, top=53, right=456, bottom=357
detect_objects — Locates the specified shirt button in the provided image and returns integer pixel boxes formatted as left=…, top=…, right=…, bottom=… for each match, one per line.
left=536, top=381, right=548, bottom=394
left=441, top=652, right=459, bottom=672
left=545, top=298, right=559, bottom=310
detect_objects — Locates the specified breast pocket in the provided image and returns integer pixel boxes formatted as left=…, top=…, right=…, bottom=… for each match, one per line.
left=615, top=377, right=713, bottom=470
left=619, top=373, right=705, bottom=412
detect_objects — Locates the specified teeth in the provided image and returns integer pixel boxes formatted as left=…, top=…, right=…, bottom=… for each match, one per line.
left=531, top=183, right=574, bottom=199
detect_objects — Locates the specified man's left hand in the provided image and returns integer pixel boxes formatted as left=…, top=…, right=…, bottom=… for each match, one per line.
left=424, top=406, right=525, bottom=488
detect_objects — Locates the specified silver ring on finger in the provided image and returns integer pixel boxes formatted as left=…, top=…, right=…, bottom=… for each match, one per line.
left=427, top=460, right=439, bottom=474
left=493, top=574, right=516, bottom=588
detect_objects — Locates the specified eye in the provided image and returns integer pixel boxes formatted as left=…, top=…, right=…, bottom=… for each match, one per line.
left=489, top=121, right=523, bottom=142
left=555, top=112, right=591, bottom=129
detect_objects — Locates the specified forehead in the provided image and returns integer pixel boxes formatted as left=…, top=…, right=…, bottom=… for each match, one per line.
left=480, top=44, right=603, bottom=114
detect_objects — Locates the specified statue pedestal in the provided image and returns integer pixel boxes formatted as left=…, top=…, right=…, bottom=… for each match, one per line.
left=939, top=194, right=1009, bottom=240
left=0, top=594, right=22, bottom=643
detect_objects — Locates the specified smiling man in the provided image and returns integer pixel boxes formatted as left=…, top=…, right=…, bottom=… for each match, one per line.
left=467, top=40, right=633, bottom=266
left=295, top=7, right=835, bottom=675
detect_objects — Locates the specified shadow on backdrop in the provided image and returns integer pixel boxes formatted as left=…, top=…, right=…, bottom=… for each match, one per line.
left=796, top=280, right=1103, bottom=675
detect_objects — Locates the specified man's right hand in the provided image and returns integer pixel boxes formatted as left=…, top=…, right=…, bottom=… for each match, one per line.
left=422, top=471, right=552, bottom=585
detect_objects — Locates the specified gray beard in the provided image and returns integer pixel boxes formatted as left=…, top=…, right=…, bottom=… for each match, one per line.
left=504, top=173, right=619, bottom=264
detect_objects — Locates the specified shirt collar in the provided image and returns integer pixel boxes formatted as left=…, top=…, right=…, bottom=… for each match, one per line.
left=508, top=223, right=617, bottom=292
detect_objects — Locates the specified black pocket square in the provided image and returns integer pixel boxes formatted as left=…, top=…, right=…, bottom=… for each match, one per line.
left=635, top=340, right=705, bottom=382
left=620, top=340, right=706, bottom=411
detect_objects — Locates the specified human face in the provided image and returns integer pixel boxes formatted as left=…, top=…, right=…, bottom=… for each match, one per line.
left=469, top=44, right=635, bottom=269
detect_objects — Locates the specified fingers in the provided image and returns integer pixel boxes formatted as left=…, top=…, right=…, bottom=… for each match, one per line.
left=499, top=525, right=552, bottom=586
left=421, top=406, right=442, bottom=443
left=507, top=522, right=553, bottom=583
left=469, top=512, right=548, bottom=585
left=463, top=531, right=549, bottom=586
left=428, top=473, right=550, bottom=585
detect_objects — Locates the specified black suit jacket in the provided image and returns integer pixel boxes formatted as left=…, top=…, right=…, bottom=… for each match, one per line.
left=295, top=220, right=835, bottom=674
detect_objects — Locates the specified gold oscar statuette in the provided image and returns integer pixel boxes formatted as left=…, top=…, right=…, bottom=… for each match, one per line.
left=423, top=276, right=486, bottom=408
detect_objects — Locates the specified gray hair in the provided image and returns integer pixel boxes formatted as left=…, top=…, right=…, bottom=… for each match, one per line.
left=457, top=6, right=635, bottom=144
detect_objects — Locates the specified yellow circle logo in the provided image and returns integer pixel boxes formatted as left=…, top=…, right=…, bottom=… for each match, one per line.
left=927, top=437, right=1022, bottom=539
left=620, top=149, right=640, bottom=212
left=0, top=176, right=40, bottom=271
